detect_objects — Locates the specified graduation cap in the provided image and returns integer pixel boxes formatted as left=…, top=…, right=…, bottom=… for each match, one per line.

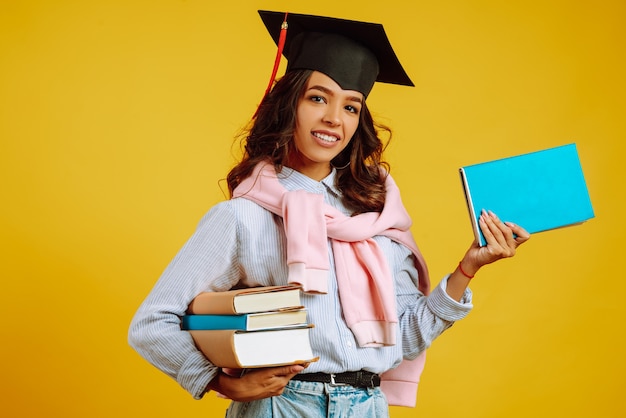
left=258, top=10, right=414, bottom=98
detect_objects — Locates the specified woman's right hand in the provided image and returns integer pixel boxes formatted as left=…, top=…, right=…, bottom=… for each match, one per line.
left=208, top=363, right=308, bottom=402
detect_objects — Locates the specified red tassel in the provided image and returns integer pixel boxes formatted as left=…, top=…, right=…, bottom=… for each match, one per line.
left=254, top=12, right=288, bottom=118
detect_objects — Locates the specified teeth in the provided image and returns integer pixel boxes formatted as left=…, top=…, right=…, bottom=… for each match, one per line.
left=313, top=132, right=338, bottom=142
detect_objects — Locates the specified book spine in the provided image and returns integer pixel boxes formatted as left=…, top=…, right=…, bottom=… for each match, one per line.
left=182, top=314, right=248, bottom=331
left=187, top=292, right=238, bottom=315
left=189, top=330, right=243, bottom=368
left=460, top=168, right=485, bottom=246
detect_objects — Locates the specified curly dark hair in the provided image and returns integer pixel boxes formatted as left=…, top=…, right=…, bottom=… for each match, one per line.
left=227, top=69, right=392, bottom=214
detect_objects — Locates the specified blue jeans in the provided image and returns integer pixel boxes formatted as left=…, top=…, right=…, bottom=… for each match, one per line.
left=225, top=379, right=389, bottom=418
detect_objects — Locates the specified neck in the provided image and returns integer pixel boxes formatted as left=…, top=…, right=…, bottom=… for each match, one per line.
left=298, top=165, right=331, bottom=181
left=285, top=156, right=331, bottom=181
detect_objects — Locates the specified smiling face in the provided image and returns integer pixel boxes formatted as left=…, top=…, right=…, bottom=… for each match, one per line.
left=288, top=71, right=363, bottom=180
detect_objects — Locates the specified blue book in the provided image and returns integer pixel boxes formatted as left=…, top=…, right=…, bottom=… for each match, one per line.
left=460, top=143, right=594, bottom=246
left=182, top=308, right=308, bottom=331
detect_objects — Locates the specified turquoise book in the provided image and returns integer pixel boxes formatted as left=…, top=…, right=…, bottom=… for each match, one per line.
left=181, top=308, right=307, bottom=331
left=460, top=143, right=594, bottom=246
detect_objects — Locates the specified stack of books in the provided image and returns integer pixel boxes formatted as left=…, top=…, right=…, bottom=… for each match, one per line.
left=182, top=284, right=318, bottom=368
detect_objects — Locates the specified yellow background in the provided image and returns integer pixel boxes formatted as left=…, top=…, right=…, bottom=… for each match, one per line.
left=1, top=0, right=624, bottom=417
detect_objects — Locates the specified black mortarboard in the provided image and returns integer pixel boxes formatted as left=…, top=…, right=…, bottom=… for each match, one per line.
left=258, top=10, right=414, bottom=97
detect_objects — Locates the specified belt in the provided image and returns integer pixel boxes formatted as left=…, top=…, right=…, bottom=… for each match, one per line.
left=291, top=371, right=381, bottom=389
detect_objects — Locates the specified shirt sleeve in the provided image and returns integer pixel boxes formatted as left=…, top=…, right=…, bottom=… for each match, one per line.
left=391, top=240, right=473, bottom=360
left=128, top=202, right=241, bottom=399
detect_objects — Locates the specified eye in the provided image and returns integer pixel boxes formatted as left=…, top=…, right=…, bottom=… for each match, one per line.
left=308, top=95, right=326, bottom=104
left=345, top=104, right=360, bottom=114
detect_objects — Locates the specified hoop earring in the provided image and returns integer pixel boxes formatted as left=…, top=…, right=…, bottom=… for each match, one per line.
left=331, top=160, right=351, bottom=170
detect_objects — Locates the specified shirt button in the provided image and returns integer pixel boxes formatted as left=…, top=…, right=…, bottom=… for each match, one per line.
left=346, top=341, right=353, bottom=348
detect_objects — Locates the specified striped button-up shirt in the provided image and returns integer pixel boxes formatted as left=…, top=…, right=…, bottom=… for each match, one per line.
left=128, top=167, right=473, bottom=399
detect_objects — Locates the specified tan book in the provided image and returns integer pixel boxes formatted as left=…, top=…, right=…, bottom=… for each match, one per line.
left=189, top=325, right=319, bottom=368
left=187, top=285, right=303, bottom=315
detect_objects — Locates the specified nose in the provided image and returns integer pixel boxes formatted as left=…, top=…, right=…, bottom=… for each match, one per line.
left=322, top=104, right=341, bottom=126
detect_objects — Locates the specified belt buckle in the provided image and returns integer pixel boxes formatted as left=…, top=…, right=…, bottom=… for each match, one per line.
left=369, top=373, right=381, bottom=388
left=329, top=373, right=348, bottom=387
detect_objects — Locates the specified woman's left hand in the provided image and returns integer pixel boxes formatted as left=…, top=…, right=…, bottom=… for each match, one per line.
left=445, top=210, right=530, bottom=301
left=463, top=209, right=531, bottom=273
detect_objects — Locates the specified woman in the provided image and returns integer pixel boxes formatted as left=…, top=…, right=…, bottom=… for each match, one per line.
left=128, top=10, right=530, bottom=417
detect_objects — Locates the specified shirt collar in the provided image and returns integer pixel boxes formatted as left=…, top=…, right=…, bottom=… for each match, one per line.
left=278, top=166, right=342, bottom=198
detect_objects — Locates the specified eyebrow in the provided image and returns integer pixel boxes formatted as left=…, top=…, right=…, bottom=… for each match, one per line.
left=308, top=85, right=363, bottom=104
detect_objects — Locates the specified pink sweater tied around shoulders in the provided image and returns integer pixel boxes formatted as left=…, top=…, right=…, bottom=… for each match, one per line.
left=232, top=162, right=431, bottom=407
